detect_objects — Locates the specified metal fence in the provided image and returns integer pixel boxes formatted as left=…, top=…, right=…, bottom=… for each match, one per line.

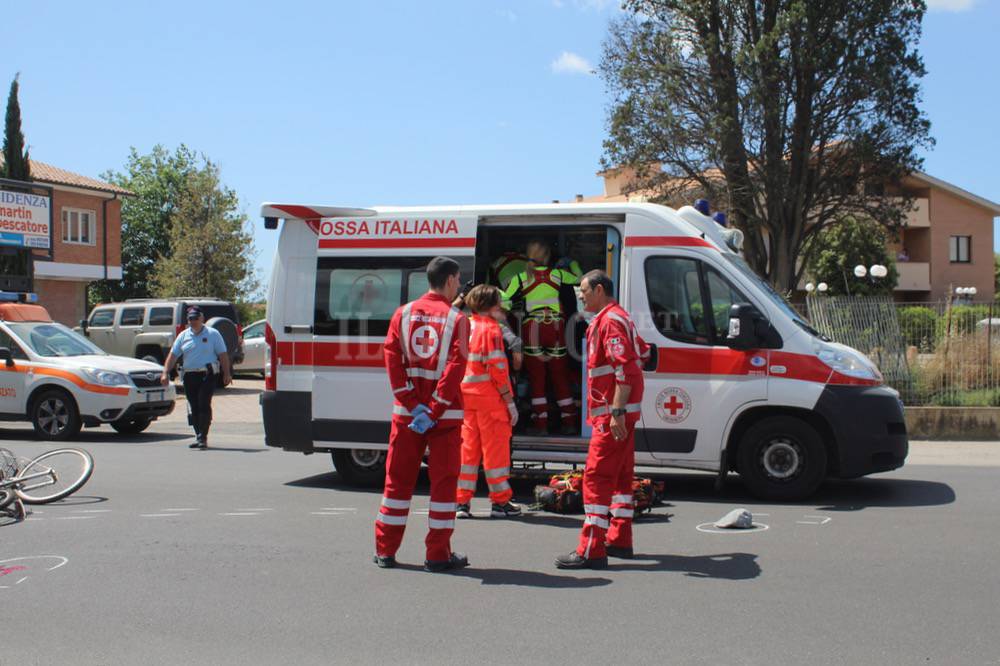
left=805, top=296, right=1000, bottom=406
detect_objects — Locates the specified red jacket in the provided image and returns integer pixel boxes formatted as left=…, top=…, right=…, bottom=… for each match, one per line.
left=586, top=302, right=648, bottom=424
left=461, top=314, right=512, bottom=410
left=384, top=292, right=469, bottom=427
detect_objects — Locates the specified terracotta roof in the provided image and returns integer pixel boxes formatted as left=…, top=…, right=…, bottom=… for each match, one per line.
left=0, top=155, right=133, bottom=196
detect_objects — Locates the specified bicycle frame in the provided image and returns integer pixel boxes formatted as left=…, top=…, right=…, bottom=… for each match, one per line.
left=0, top=467, right=56, bottom=494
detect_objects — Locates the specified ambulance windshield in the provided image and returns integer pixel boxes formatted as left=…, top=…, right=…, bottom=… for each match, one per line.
left=722, top=254, right=823, bottom=337
left=8, top=322, right=106, bottom=357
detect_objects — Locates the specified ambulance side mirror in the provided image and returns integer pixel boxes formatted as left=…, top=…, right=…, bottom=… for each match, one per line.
left=725, top=303, right=780, bottom=350
left=0, top=347, right=14, bottom=368
left=79, top=319, right=89, bottom=335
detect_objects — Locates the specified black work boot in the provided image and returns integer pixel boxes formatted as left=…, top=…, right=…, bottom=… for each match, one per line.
left=555, top=551, right=608, bottom=570
left=373, top=554, right=397, bottom=569
left=605, top=545, right=634, bottom=559
left=424, top=552, right=469, bottom=573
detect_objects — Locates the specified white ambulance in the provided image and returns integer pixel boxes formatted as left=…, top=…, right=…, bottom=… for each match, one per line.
left=258, top=201, right=907, bottom=500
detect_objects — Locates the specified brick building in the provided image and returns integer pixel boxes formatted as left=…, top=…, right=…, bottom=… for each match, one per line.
left=0, top=157, right=130, bottom=324
left=576, top=167, right=1000, bottom=301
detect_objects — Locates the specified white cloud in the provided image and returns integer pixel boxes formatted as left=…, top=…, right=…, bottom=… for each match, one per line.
left=926, top=0, right=975, bottom=10
left=551, top=51, right=594, bottom=75
left=495, top=8, right=517, bottom=22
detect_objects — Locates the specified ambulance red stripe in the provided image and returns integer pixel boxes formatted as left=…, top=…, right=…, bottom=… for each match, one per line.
left=276, top=340, right=880, bottom=386
left=318, top=237, right=476, bottom=249
left=624, top=236, right=716, bottom=248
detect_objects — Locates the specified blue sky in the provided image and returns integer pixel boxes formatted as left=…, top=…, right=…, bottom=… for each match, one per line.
left=4, top=0, right=998, bottom=291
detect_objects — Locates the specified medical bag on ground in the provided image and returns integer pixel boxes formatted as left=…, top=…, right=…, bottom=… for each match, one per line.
left=531, top=471, right=665, bottom=517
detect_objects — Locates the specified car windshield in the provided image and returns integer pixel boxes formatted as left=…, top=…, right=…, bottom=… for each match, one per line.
left=721, top=254, right=825, bottom=338
left=8, top=322, right=107, bottom=357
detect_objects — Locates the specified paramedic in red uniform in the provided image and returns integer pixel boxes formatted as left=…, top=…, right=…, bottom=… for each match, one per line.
left=556, top=270, right=647, bottom=569
left=374, top=256, right=471, bottom=572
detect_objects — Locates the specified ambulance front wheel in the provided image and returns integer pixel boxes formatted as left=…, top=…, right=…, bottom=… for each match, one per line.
left=737, top=416, right=827, bottom=501
left=331, top=449, right=386, bottom=487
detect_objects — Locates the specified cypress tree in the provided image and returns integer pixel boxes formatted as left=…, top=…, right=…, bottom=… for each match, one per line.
left=2, top=73, right=31, bottom=181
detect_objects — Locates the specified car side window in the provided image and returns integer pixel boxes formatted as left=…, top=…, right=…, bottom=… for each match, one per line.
left=120, top=307, right=145, bottom=327
left=243, top=323, right=264, bottom=339
left=149, top=307, right=174, bottom=326
left=89, top=308, right=115, bottom=327
left=644, top=256, right=711, bottom=345
left=0, top=328, right=28, bottom=360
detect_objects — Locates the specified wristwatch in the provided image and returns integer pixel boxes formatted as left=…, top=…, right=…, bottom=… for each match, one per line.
left=611, top=407, right=626, bottom=417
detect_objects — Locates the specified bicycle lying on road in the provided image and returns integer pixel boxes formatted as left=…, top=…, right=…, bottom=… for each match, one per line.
left=0, top=448, right=94, bottom=522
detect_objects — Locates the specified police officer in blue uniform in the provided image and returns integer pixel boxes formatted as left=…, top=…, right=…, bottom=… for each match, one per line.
left=160, top=307, right=231, bottom=448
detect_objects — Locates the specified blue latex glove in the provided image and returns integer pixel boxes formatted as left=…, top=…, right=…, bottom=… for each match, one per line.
left=408, top=412, right=436, bottom=434
left=411, top=404, right=430, bottom=417
left=554, top=257, right=572, bottom=270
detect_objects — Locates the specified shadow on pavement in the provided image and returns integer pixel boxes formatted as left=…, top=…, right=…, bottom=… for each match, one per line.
left=452, top=567, right=612, bottom=588
left=287, top=471, right=385, bottom=494
left=199, top=447, right=268, bottom=453
left=44, top=495, right=108, bottom=506
left=613, top=552, right=761, bottom=580
left=657, top=473, right=956, bottom=510
left=74, top=431, right=192, bottom=444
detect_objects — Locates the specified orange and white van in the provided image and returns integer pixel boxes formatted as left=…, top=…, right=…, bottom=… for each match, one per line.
left=0, top=296, right=176, bottom=439
left=258, top=201, right=907, bottom=499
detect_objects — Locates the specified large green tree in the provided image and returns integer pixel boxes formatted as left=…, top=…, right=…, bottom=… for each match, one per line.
left=805, top=216, right=898, bottom=295
left=150, top=165, right=258, bottom=303
left=91, top=145, right=204, bottom=302
left=2, top=73, right=30, bottom=181
left=601, top=0, right=932, bottom=291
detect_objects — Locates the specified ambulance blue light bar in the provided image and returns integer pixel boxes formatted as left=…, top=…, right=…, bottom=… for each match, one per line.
left=0, top=292, right=38, bottom=303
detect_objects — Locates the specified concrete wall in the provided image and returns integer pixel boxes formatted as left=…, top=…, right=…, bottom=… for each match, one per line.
left=906, top=406, right=1000, bottom=440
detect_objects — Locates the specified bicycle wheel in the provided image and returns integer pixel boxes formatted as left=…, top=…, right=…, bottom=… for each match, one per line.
left=15, top=448, right=94, bottom=504
left=0, top=488, right=14, bottom=510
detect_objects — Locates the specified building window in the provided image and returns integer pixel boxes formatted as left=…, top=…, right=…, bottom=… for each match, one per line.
left=61, top=208, right=96, bottom=245
left=949, top=236, right=971, bottom=263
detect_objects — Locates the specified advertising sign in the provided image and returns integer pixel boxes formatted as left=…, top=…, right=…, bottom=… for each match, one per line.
left=0, top=189, right=50, bottom=249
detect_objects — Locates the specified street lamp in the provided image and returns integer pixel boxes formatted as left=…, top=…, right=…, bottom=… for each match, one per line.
left=817, top=282, right=828, bottom=293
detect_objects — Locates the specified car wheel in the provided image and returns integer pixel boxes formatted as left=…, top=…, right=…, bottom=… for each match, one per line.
left=331, top=449, right=386, bottom=487
left=31, top=389, right=82, bottom=441
left=737, top=415, right=827, bottom=501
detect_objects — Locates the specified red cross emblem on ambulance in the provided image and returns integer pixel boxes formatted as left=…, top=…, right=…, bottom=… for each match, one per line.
left=410, top=325, right=440, bottom=359
left=655, top=387, right=692, bottom=424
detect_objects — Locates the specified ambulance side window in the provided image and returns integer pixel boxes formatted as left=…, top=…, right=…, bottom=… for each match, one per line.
left=644, top=257, right=711, bottom=344
left=0, top=329, right=27, bottom=360
left=704, top=266, right=749, bottom=342
left=314, top=257, right=474, bottom=337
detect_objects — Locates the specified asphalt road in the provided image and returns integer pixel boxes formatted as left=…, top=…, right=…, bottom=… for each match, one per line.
left=1, top=380, right=998, bottom=665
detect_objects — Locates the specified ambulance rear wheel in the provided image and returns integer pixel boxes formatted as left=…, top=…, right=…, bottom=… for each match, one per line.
left=737, top=416, right=826, bottom=501
left=332, top=449, right=386, bottom=487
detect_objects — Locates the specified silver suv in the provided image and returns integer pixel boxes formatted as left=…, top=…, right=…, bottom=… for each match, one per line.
left=79, top=298, right=245, bottom=368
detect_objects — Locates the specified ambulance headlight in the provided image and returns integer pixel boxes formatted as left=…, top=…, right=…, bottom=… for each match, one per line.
left=813, top=343, right=881, bottom=381
left=80, top=368, right=129, bottom=386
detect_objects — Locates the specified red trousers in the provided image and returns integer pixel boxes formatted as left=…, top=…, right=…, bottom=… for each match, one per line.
left=522, top=317, right=576, bottom=427
left=458, top=405, right=513, bottom=504
left=375, top=419, right=461, bottom=562
left=577, top=417, right=637, bottom=559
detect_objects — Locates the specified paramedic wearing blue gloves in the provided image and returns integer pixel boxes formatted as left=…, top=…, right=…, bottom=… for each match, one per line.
left=160, top=306, right=231, bottom=449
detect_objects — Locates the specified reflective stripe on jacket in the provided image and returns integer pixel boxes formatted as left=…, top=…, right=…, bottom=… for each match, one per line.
left=461, top=314, right=512, bottom=410
left=586, top=302, right=648, bottom=424
left=501, top=265, right=579, bottom=313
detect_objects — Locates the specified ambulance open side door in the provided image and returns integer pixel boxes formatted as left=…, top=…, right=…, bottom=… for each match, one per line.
left=626, top=244, right=769, bottom=464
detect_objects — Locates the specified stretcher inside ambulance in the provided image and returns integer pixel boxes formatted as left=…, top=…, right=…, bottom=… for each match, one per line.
left=0, top=294, right=176, bottom=440
left=259, top=202, right=907, bottom=500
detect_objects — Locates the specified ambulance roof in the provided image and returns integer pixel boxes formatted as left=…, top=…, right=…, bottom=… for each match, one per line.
left=0, top=303, right=53, bottom=322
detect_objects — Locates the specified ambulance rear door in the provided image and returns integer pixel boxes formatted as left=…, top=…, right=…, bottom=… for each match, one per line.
left=624, top=234, right=769, bottom=465
left=310, top=213, right=478, bottom=449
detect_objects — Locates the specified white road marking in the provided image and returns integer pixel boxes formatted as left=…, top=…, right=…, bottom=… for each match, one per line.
left=15, top=577, right=27, bottom=585
left=54, top=516, right=95, bottom=520
left=219, top=512, right=257, bottom=516
left=140, top=513, right=182, bottom=518
left=73, top=509, right=112, bottom=514
left=321, top=507, right=357, bottom=511
left=311, top=512, right=347, bottom=516
left=162, top=508, right=200, bottom=512
left=696, top=522, right=770, bottom=534
left=237, top=508, right=274, bottom=512
left=796, top=515, right=832, bottom=526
